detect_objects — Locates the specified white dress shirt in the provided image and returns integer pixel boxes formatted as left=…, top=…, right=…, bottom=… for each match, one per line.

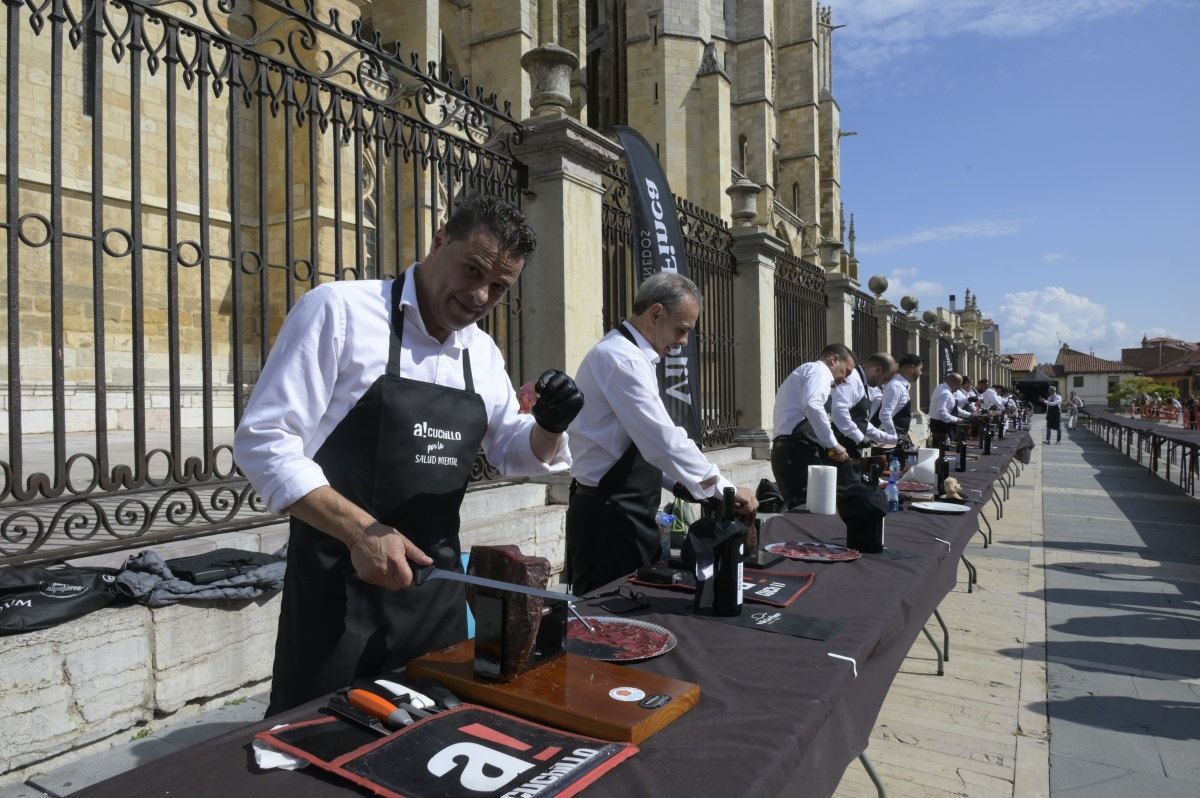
left=773, top=360, right=838, bottom=448
left=233, top=266, right=570, bottom=514
left=878, top=373, right=912, bottom=436
left=978, top=387, right=1002, bottom=411
left=1044, top=394, right=1062, bottom=408
left=930, top=383, right=972, bottom=424
left=832, top=368, right=899, bottom=446
left=568, top=323, right=733, bottom=499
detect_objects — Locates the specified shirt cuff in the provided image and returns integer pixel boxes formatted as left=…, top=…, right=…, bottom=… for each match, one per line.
left=259, top=461, right=330, bottom=515
left=503, top=426, right=573, bottom=476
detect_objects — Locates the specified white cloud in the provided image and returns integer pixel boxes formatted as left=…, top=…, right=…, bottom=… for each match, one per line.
left=1040, top=253, right=1075, bottom=265
left=857, top=219, right=1021, bottom=255
left=833, top=0, right=1166, bottom=74
left=999, top=286, right=1132, bottom=360
left=877, top=267, right=945, bottom=311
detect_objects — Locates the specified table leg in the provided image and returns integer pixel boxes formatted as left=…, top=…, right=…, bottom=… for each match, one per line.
left=979, top=512, right=993, bottom=545
left=933, top=608, right=950, bottom=662
left=920, top=627, right=945, bottom=676
left=960, top=554, right=977, bottom=592
left=859, top=751, right=888, bottom=798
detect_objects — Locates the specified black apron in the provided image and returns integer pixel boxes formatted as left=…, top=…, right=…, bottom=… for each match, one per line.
left=771, top=372, right=837, bottom=510
left=831, top=366, right=873, bottom=487
left=872, top=380, right=912, bottom=437
left=566, top=324, right=665, bottom=596
left=267, top=274, right=489, bottom=715
left=1046, top=400, right=1062, bottom=427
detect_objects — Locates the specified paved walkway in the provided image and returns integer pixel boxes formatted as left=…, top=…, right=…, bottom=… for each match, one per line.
left=1040, top=424, right=1200, bottom=797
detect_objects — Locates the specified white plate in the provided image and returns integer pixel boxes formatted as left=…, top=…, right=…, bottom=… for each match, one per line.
left=911, top=501, right=971, bottom=514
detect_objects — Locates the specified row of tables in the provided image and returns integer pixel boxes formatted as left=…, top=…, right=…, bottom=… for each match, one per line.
left=1081, top=409, right=1200, bottom=495
left=78, top=431, right=1035, bottom=798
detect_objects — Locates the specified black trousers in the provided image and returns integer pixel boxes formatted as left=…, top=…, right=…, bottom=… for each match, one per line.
left=1046, top=414, right=1062, bottom=443
left=771, top=436, right=828, bottom=509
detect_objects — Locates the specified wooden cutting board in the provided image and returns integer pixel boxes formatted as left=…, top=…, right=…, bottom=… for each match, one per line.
left=408, top=640, right=699, bottom=744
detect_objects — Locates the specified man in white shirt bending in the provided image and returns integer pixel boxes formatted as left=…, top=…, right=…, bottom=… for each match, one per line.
left=770, top=344, right=856, bottom=509
left=928, top=372, right=972, bottom=448
left=565, top=273, right=758, bottom=595
left=876, top=354, right=924, bottom=449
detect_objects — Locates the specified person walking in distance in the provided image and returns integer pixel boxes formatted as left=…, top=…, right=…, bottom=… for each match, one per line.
left=1040, top=387, right=1063, bottom=444
left=1066, top=391, right=1084, bottom=430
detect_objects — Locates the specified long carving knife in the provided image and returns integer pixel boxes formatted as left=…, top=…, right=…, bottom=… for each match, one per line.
left=411, top=565, right=578, bottom=604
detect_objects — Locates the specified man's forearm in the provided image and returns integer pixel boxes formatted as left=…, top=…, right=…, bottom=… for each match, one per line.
left=286, top=485, right=375, bottom=547
left=530, top=425, right=565, bottom=463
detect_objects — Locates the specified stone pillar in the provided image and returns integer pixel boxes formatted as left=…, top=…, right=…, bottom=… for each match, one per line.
left=513, top=115, right=621, bottom=376
left=823, top=273, right=856, bottom=347
left=730, top=228, right=785, bottom=449
left=874, top=299, right=894, bottom=355
left=902, top=316, right=923, bottom=403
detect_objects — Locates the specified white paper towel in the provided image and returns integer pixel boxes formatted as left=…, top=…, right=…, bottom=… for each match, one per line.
left=907, top=447, right=940, bottom=486
left=806, top=465, right=838, bottom=514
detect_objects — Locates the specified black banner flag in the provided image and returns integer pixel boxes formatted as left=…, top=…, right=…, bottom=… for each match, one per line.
left=614, top=126, right=702, bottom=441
left=939, top=337, right=958, bottom=380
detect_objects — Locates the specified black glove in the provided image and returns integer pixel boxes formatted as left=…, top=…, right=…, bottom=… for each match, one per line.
left=531, top=369, right=584, bottom=434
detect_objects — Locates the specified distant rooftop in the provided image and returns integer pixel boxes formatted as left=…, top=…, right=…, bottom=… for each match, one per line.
left=1005, top=353, right=1037, bottom=373
left=1056, top=346, right=1140, bottom=374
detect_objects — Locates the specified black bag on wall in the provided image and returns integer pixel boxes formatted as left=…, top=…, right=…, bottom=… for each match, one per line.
left=0, top=566, right=122, bottom=634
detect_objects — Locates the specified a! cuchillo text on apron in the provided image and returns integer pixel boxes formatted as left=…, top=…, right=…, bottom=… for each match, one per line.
left=413, top=421, right=466, bottom=466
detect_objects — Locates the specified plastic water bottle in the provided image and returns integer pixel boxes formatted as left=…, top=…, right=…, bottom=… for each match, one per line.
left=655, top=510, right=676, bottom=562
left=886, top=475, right=901, bottom=513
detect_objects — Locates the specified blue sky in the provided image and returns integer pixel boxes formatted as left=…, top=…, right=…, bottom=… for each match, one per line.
left=832, top=0, right=1200, bottom=362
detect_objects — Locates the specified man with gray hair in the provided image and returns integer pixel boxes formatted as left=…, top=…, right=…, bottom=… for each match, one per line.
left=565, top=272, right=758, bottom=595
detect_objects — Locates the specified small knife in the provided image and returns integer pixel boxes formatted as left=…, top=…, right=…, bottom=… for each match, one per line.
left=411, top=565, right=577, bottom=604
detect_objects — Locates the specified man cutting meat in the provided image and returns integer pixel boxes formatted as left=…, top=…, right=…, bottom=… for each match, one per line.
left=927, top=372, right=973, bottom=448
left=234, top=195, right=584, bottom=713
left=771, top=343, right=856, bottom=509
left=565, top=273, right=758, bottom=596
left=876, top=354, right=923, bottom=449
left=831, top=352, right=899, bottom=485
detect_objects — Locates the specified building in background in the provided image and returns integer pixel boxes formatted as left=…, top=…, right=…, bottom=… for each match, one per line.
left=1050, top=346, right=1141, bottom=407
left=1005, top=353, right=1039, bottom=382
left=1121, top=336, right=1197, bottom=373
left=1144, top=352, right=1200, bottom=399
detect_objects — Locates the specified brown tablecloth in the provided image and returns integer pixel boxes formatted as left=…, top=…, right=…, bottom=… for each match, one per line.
left=77, top=433, right=1033, bottom=798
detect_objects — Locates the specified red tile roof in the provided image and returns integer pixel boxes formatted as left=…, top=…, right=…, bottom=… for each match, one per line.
left=1056, top=347, right=1139, bottom=374
left=1005, top=353, right=1037, bottom=372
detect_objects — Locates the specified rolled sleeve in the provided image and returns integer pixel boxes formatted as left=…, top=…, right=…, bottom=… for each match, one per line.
left=233, top=285, right=344, bottom=515
left=609, top=357, right=724, bottom=499
left=480, top=363, right=572, bottom=478
left=831, top=385, right=866, bottom=444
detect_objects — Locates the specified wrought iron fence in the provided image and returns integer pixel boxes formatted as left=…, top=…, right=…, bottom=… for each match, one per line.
left=891, top=315, right=910, bottom=359
left=774, top=251, right=826, bottom=387
left=850, top=290, right=878, bottom=360
left=918, top=332, right=932, bottom=409
left=1, top=0, right=525, bottom=566
left=601, top=162, right=739, bottom=449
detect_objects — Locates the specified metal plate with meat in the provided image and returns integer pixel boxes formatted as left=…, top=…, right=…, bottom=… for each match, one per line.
left=565, top=617, right=677, bottom=662
left=763, top=541, right=862, bottom=562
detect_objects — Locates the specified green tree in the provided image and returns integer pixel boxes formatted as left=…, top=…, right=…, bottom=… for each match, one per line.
left=1109, top=376, right=1179, bottom=404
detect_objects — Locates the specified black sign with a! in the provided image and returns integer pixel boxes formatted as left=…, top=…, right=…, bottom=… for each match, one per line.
left=258, top=706, right=637, bottom=798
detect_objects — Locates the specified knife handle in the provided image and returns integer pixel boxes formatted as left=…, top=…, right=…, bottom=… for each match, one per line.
left=411, top=564, right=434, bottom=586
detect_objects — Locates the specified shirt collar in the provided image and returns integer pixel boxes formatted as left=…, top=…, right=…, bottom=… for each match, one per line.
left=398, top=263, right=473, bottom=348
left=893, top=373, right=910, bottom=387
left=621, top=321, right=661, bottom=365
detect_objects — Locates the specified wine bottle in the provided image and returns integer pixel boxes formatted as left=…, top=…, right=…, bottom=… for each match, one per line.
left=982, top=423, right=993, bottom=455
left=956, top=435, right=968, bottom=472
left=713, top=487, right=743, bottom=616
left=935, top=445, right=947, bottom=495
